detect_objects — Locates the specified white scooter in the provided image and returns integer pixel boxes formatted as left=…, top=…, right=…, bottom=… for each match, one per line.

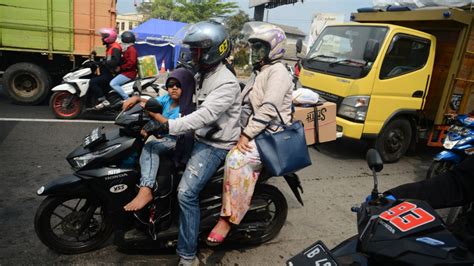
left=50, top=60, right=159, bottom=119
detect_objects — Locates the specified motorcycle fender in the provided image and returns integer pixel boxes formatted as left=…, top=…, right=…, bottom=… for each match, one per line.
left=36, top=174, right=87, bottom=196
left=433, top=151, right=461, bottom=164
left=331, top=235, right=368, bottom=265
left=51, top=83, right=77, bottom=95
left=283, top=173, right=304, bottom=206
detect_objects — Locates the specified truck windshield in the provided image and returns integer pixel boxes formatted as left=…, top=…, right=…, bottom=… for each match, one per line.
left=304, top=26, right=388, bottom=79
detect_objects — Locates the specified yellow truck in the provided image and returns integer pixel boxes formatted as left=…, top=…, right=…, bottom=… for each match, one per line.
left=299, top=7, right=473, bottom=162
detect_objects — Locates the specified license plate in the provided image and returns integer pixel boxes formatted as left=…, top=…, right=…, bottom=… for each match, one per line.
left=287, top=240, right=339, bottom=266
left=83, top=127, right=104, bottom=148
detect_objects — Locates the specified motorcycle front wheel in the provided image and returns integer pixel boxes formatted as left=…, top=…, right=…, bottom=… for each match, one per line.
left=34, top=195, right=113, bottom=254
left=50, top=91, right=82, bottom=119
left=426, top=160, right=454, bottom=179
left=239, top=184, right=288, bottom=245
left=426, top=160, right=461, bottom=225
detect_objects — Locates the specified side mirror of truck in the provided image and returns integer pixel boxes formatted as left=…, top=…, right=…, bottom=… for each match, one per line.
left=363, top=39, right=380, bottom=62
left=296, top=39, right=303, bottom=54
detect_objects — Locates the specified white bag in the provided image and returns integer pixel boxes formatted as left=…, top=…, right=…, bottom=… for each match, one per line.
left=292, top=88, right=320, bottom=105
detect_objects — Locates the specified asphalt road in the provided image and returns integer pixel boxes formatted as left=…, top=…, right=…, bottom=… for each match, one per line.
left=0, top=93, right=441, bottom=265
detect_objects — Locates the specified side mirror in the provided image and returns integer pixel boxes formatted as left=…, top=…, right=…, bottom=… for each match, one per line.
left=366, top=149, right=383, bottom=172
left=144, top=98, right=163, bottom=114
left=363, top=39, right=380, bottom=62
left=296, top=39, right=303, bottom=54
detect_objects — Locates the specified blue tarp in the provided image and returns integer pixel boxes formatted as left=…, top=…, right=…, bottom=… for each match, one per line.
left=132, top=19, right=188, bottom=70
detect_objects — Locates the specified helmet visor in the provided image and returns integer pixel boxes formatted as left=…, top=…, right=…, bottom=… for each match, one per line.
left=250, top=40, right=270, bottom=65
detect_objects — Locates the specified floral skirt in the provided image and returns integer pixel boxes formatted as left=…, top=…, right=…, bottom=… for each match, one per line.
left=220, top=140, right=262, bottom=225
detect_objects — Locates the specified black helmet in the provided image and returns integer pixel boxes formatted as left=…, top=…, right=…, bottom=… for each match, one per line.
left=182, top=21, right=230, bottom=69
left=121, top=31, right=136, bottom=44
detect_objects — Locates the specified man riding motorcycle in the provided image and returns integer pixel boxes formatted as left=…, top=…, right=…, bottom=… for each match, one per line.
left=89, top=28, right=122, bottom=109
left=140, top=21, right=241, bottom=266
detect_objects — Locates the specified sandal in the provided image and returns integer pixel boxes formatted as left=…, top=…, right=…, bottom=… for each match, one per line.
left=205, top=218, right=231, bottom=246
left=205, top=231, right=226, bottom=247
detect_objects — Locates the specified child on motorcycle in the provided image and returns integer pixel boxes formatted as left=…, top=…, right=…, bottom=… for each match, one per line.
left=105, top=31, right=138, bottom=104
left=122, top=68, right=195, bottom=211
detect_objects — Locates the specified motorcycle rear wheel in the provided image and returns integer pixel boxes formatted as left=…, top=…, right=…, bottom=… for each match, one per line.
left=34, top=195, right=113, bottom=254
left=238, top=184, right=288, bottom=245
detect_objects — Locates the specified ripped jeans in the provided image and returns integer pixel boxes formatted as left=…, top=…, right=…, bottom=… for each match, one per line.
left=176, top=141, right=228, bottom=259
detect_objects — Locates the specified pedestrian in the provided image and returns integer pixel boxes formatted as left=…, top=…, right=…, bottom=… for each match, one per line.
left=206, top=22, right=293, bottom=245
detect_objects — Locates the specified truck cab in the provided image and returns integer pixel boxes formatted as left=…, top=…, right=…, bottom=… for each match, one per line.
left=300, top=8, right=473, bottom=162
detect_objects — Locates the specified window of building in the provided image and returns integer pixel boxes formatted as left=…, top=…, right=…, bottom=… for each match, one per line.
left=121, top=22, right=125, bottom=31
left=129, top=22, right=133, bottom=30
left=380, top=34, right=430, bottom=79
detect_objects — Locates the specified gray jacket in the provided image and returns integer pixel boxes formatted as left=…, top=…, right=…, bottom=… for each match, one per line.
left=168, top=63, right=241, bottom=150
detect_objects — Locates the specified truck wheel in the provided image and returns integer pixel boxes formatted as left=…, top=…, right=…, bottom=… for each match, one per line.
left=375, top=118, right=412, bottom=163
left=2, top=62, right=51, bottom=105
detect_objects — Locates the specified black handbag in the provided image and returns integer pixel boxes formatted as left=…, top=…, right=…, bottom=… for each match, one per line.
left=254, top=102, right=312, bottom=176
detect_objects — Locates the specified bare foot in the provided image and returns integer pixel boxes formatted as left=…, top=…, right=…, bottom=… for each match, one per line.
left=207, top=218, right=231, bottom=243
left=124, top=187, right=153, bottom=211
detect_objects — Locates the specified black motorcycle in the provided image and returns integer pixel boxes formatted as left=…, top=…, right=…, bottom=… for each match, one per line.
left=34, top=103, right=304, bottom=254
left=288, top=149, right=474, bottom=265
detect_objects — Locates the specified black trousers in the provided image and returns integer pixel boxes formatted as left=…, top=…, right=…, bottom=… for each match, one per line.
left=387, top=155, right=474, bottom=209
left=89, top=71, right=113, bottom=99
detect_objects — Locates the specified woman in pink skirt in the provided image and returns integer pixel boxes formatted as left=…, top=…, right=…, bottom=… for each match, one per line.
left=207, top=22, right=294, bottom=244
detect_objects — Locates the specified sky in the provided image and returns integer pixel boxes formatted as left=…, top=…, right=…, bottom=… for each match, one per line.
left=117, top=0, right=373, bottom=35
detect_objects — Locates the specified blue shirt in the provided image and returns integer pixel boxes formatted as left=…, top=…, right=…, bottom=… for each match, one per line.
left=156, top=94, right=180, bottom=119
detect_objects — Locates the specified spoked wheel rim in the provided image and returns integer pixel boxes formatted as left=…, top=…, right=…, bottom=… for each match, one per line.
left=35, top=195, right=114, bottom=254
left=52, top=92, right=81, bottom=118
left=45, top=197, right=109, bottom=249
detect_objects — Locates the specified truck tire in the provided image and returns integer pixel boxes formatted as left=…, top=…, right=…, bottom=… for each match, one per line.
left=375, top=118, right=412, bottom=163
left=2, top=62, right=51, bottom=105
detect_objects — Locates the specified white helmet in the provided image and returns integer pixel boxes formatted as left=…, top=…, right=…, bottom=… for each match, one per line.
left=242, top=22, right=286, bottom=61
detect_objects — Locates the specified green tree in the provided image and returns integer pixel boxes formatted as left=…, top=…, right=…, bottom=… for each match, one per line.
left=223, top=10, right=250, bottom=43
left=137, top=0, right=238, bottom=23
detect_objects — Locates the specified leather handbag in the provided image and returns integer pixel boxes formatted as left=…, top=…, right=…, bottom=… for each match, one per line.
left=254, top=102, right=312, bottom=176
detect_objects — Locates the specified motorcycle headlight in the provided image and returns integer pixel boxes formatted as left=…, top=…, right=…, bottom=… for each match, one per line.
left=338, top=96, right=370, bottom=122
left=71, top=144, right=121, bottom=168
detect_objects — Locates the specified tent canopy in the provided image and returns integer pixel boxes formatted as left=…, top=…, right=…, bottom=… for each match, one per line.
left=132, top=19, right=188, bottom=70
left=133, top=18, right=187, bottom=42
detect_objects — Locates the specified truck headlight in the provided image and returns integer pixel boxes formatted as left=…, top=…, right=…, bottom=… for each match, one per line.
left=71, top=144, right=121, bottom=168
left=338, top=96, right=370, bottom=122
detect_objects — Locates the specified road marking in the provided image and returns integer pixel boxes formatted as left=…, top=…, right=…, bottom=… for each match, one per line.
left=0, top=118, right=114, bottom=124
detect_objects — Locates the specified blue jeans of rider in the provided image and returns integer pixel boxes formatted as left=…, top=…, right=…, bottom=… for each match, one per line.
left=176, top=141, right=229, bottom=260
left=109, top=74, right=131, bottom=100
left=139, top=136, right=176, bottom=188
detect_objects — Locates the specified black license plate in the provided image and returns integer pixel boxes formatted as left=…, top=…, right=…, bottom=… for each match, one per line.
left=287, top=240, right=339, bottom=266
left=83, top=127, right=105, bottom=148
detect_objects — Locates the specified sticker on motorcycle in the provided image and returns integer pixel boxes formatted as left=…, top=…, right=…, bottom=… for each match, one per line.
left=379, top=202, right=435, bottom=232
left=110, top=184, right=128, bottom=193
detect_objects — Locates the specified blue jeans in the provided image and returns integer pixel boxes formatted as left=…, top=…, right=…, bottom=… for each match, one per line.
left=176, top=142, right=228, bottom=259
left=109, top=74, right=131, bottom=100
left=139, top=137, right=176, bottom=188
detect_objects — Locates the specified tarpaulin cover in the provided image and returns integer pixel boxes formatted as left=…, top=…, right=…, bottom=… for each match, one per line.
left=132, top=19, right=188, bottom=70
left=372, top=0, right=472, bottom=8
